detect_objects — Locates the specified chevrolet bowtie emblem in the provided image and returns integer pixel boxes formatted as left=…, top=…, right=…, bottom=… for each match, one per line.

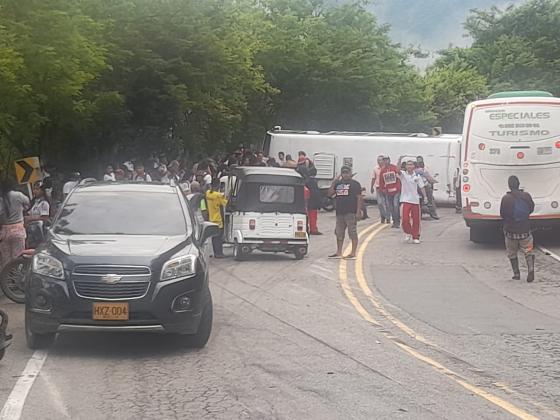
left=101, top=274, right=122, bottom=284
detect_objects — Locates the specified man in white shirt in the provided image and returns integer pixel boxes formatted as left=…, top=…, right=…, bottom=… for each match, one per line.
left=62, top=172, right=81, bottom=198
left=397, top=158, right=427, bottom=244
left=133, top=164, right=152, bottom=182
left=103, top=165, right=116, bottom=182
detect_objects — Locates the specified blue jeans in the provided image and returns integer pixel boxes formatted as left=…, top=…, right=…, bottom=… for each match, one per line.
left=386, top=193, right=401, bottom=225
left=376, top=191, right=389, bottom=221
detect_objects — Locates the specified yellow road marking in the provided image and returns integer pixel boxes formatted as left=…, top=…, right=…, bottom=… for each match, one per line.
left=338, top=223, right=381, bottom=327
left=356, top=226, right=436, bottom=346
left=394, top=342, right=538, bottom=420
left=339, top=224, right=541, bottom=420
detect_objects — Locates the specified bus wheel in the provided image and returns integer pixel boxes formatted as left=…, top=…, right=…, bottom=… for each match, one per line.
left=470, top=227, right=491, bottom=243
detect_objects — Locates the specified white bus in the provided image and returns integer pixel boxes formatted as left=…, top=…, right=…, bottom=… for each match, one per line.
left=461, top=91, right=560, bottom=242
left=264, top=130, right=461, bottom=204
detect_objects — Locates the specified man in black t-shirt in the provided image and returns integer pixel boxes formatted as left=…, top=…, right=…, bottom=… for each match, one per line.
left=328, top=166, right=363, bottom=259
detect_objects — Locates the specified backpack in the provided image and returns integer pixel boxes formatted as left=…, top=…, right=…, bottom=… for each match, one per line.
left=512, top=194, right=531, bottom=223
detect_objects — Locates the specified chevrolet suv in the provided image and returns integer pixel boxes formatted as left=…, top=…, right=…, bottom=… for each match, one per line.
left=25, top=181, right=218, bottom=349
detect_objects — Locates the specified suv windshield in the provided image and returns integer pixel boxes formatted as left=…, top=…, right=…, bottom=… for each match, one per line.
left=53, top=191, right=189, bottom=235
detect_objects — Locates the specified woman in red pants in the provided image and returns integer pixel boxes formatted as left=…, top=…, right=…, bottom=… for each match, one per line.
left=298, top=166, right=322, bottom=235
left=397, top=159, right=428, bottom=244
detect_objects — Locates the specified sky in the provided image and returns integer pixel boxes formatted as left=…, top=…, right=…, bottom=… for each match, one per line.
left=368, top=0, right=525, bottom=68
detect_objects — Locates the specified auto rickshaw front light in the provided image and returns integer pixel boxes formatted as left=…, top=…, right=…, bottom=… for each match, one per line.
left=297, top=220, right=304, bottom=231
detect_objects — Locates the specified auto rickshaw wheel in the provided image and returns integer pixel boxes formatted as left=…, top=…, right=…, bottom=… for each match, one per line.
left=294, top=247, right=307, bottom=260
left=233, top=241, right=245, bottom=261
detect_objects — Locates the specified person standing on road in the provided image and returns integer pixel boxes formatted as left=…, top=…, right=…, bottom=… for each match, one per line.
left=26, top=183, right=51, bottom=223
left=205, top=179, right=228, bottom=258
left=328, top=166, right=362, bottom=259
left=378, top=156, right=401, bottom=228
left=278, top=151, right=285, bottom=166
left=62, top=172, right=81, bottom=199
left=103, top=165, right=116, bottom=182
left=133, top=164, right=152, bottom=182
left=397, top=158, right=427, bottom=244
left=186, top=181, right=209, bottom=223
left=371, top=155, right=388, bottom=223
left=0, top=179, right=30, bottom=269
left=297, top=166, right=322, bottom=235
left=500, top=176, right=535, bottom=282
left=283, top=154, right=297, bottom=168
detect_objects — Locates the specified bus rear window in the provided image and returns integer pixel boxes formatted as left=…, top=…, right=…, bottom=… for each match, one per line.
left=259, top=185, right=294, bottom=203
left=471, top=105, right=560, bottom=142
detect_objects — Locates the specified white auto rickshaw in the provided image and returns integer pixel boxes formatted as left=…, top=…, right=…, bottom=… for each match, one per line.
left=223, top=167, right=309, bottom=260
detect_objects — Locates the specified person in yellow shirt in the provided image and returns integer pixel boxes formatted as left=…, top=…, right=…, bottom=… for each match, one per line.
left=205, top=179, right=228, bottom=258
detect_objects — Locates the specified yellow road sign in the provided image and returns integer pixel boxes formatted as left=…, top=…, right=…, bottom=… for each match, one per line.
left=14, top=157, right=43, bottom=185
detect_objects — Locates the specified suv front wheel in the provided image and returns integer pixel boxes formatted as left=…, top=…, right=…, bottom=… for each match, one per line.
left=25, top=315, right=56, bottom=349
left=179, top=294, right=213, bottom=348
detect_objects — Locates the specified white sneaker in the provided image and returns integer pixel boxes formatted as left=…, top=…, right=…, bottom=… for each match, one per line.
left=412, top=239, right=421, bottom=244
left=403, top=234, right=412, bottom=243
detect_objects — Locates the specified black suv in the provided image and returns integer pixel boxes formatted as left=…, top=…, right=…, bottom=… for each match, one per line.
left=25, top=182, right=218, bottom=349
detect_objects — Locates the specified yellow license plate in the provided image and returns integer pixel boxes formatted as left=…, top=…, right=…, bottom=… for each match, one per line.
left=295, top=231, right=307, bottom=238
left=92, top=302, right=129, bottom=321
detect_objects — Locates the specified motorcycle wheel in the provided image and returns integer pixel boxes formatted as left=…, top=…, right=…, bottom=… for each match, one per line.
left=0, top=257, right=29, bottom=304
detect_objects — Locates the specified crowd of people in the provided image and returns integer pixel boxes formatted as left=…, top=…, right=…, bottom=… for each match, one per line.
left=60, top=149, right=325, bottom=258
left=328, top=155, right=438, bottom=260
left=0, top=146, right=539, bottom=282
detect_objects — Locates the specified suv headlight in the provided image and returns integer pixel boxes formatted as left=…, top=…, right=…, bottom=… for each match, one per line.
left=160, top=255, right=196, bottom=281
left=32, top=253, right=64, bottom=279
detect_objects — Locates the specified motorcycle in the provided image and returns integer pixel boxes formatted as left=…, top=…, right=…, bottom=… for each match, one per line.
left=0, top=250, right=34, bottom=303
left=0, top=309, right=12, bottom=360
left=0, top=221, right=46, bottom=304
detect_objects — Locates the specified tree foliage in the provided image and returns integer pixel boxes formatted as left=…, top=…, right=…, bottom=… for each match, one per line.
left=424, top=65, right=488, bottom=133
left=426, top=0, right=560, bottom=133
left=5, top=0, right=559, bottom=172
left=0, top=0, right=436, bottom=172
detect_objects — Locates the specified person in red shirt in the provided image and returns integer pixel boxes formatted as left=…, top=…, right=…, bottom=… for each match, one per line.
left=378, top=156, right=401, bottom=228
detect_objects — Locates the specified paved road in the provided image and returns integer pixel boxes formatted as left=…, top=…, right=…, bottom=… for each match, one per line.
left=1, top=209, right=559, bottom=419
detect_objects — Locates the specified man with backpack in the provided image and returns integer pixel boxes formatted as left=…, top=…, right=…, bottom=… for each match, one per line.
left=500, top=176, right=535, bottom=282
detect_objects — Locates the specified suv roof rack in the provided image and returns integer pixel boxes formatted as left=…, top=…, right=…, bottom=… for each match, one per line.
left=79, top=178, right=97, bottom=186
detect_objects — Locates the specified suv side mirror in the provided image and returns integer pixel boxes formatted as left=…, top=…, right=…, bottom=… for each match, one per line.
left=200, top=222, right=220, bottom=244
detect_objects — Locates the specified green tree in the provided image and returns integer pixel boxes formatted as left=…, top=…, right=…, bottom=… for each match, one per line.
left=0, top=0, right=108, bottom=170
left=250, top=0, right=434, bottom=132
left=424, top=65, right=488, bottom=133
left=435, top=0, right=560, bottom=96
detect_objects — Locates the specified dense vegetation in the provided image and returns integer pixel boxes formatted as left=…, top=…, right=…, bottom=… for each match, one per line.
left=0, top=0, right=559, bottom=173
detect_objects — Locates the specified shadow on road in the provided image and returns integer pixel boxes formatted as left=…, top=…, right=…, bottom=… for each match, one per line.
left=48, top=332, right=201, bottom=359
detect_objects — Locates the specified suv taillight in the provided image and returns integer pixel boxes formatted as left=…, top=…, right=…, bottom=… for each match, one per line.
left=297, top=220, right=304, bottom=231
left=249, top=219, right=256, bottom=230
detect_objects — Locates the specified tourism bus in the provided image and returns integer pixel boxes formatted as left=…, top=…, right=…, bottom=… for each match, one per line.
left=461, top=91, right=560, bottom=242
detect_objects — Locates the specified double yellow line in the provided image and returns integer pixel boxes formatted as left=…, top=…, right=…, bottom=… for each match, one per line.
left=339, top=222, right=542, bottom=420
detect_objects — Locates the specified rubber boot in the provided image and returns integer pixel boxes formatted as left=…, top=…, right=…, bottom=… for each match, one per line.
left=526, top=255, right=535, bottom=283
left=510, top=258, right=520, bottom=280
